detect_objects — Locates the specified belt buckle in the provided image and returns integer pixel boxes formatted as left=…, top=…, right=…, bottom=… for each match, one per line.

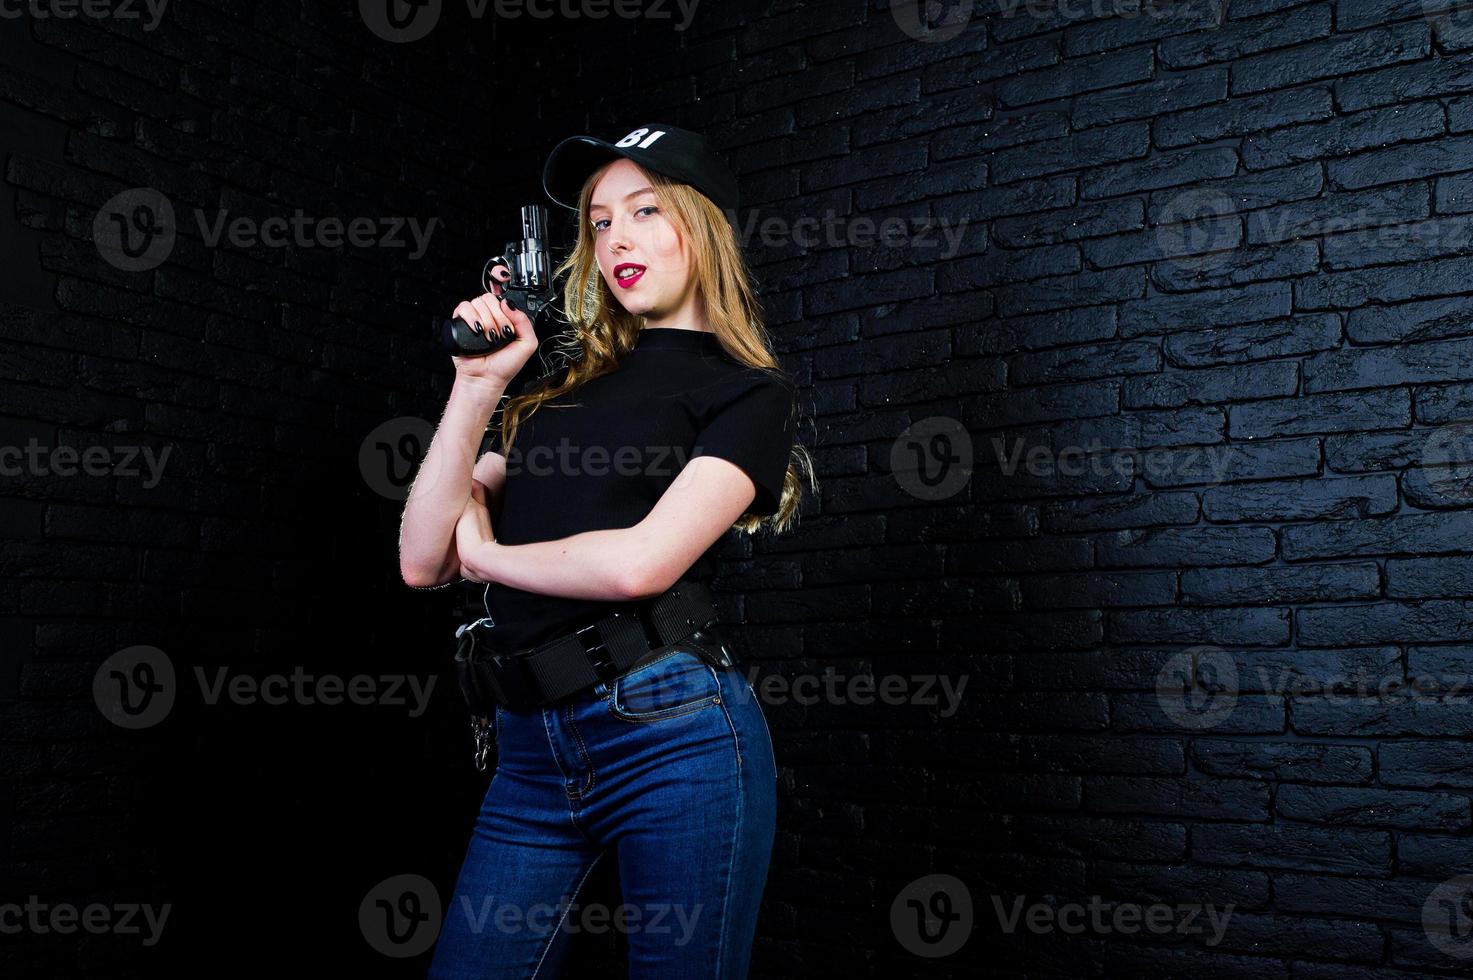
left=575, top=617, right=621, bottom=686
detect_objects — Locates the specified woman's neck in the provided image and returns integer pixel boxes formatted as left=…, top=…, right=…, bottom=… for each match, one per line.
left=640, top=291, right=708, bottom=332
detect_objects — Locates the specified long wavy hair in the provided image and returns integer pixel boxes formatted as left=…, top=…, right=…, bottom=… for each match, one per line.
left=493, top=160, right=815, bottom=534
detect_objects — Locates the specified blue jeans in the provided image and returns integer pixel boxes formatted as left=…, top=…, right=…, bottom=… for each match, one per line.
left=427, top=641, right=778, bottom=979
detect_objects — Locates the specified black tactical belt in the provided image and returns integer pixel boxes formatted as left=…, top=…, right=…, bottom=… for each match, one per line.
left=454, top=578, right=726, bottom=721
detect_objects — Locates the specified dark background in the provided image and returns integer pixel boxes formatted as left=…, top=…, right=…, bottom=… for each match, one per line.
left=6, top=0, right=1473, bottom=976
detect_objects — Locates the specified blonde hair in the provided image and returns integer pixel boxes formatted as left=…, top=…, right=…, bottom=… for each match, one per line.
left=493, top=161, right=815, bottom=534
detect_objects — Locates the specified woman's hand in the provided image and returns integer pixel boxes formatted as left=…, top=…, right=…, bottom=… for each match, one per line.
left=450, top=263, right=539, bottom=388
left=456, top=481, right=497, bottom=582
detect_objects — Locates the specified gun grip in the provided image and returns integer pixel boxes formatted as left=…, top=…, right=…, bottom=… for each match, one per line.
left=433, top=315, right=515, bottom=358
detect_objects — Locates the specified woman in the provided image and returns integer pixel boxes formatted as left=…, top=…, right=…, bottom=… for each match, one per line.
left=399, top=124, right=812, bottom=979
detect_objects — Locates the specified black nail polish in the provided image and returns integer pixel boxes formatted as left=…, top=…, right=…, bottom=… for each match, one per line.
left=472, top=321, right=483, bottom=334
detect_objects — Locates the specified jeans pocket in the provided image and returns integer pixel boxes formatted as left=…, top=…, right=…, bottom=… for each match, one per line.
left=608, top=649, right=722, bottom=722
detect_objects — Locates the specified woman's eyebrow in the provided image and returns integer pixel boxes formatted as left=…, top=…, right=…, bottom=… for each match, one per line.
left=590, top=187, right=656, bottom=211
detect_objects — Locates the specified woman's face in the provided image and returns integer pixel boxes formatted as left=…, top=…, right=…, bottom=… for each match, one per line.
left=588, top=159, right=694, bottom=319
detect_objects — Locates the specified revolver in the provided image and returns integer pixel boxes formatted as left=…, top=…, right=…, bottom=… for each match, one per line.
left=433, top=205, right=558, bottom=357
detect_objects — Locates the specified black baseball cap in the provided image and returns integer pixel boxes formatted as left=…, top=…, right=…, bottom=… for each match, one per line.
left=541, top=123, right=739, bottom=213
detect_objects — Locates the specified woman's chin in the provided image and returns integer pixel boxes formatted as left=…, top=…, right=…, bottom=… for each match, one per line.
left=614, top=296, right=659, bottom=317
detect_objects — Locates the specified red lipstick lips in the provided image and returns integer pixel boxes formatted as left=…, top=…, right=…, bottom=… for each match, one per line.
left=613, top=263, right=646, bottom=289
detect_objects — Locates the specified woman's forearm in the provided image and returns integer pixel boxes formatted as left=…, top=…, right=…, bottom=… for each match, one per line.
left=398, top=376, right=505, bottom=586
left=457, top=523, right=646, bottom=602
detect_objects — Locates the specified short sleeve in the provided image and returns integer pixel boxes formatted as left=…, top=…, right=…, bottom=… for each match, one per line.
left=692, top=370, right=796, bottom=517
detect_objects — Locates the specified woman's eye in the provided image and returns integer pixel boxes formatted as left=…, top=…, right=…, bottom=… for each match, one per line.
left=593, top=207, right=654, bottom=231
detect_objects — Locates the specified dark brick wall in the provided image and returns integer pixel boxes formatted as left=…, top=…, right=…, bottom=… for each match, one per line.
left=6, top=0, right=1473, bottom=976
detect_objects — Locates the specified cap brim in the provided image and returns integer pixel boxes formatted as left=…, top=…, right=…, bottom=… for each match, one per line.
left=541, top=136, right=626, bottom=211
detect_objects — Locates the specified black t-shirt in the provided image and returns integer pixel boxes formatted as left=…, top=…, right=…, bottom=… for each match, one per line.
left=470, top=326, right=797, bottom=654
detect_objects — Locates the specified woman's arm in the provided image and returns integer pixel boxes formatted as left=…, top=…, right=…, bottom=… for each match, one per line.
left=456, top=455, right=759, bottom=602
left=398, top=375, right=506, bottom=588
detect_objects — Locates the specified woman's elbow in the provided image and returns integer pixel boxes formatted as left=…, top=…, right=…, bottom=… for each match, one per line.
left=618, top=560, right=676, bottom=601
left=400, top=555, right=453, bottom=589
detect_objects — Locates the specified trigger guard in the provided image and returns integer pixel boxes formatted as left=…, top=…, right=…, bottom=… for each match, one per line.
left=483, top=255, right=512, bottom=293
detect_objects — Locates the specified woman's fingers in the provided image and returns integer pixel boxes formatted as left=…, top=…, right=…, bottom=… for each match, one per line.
left=451, top=261, right=526, bottom=341
left=452, top=300, right=483, bottom=332
left=469, top=293, right=510, bottom=336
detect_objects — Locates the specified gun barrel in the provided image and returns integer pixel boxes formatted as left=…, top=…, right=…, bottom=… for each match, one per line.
left=520, top=204, right=546, bottom=241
